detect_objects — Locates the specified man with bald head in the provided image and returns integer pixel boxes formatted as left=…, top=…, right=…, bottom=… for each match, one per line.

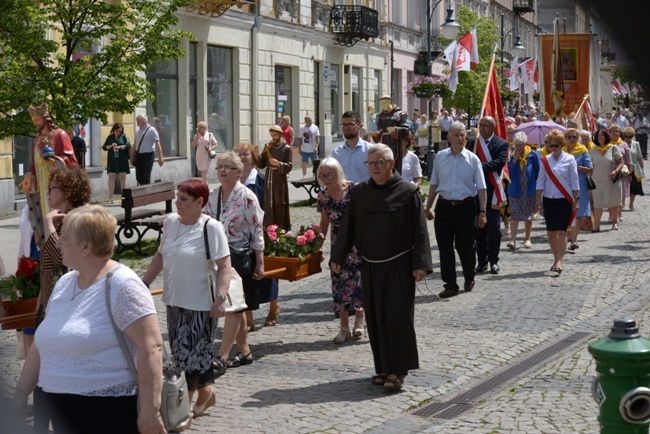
left=468, top=116, right=509, bottom=274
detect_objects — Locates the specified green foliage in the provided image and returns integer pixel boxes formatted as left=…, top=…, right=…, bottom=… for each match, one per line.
left=435, top=5, right=500, bottom=118
left=0, top=0, right=193, bottom=138
left=612, top=65, right=636, bottom=84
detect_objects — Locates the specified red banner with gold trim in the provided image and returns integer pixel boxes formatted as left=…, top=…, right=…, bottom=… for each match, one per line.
left=541, top=34, right=591, bottom=117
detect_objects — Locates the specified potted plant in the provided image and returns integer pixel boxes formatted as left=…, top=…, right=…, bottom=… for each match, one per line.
left=0, top=256, right=40, bottom=330
left=263, top=225, right=324, bottom=281
left=406, top=75, right=447, bottom=99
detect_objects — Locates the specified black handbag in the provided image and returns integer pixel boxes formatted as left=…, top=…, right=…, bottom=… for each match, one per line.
left=586, top=176, right=596, bottom=190
left=216, top=187, right=252, bottom=277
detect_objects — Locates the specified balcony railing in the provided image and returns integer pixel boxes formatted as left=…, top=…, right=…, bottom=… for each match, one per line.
left=513, top=0, right=535, bottom=14
left=275, top=0, right=300, bottom=22
left=185, top=0, right=253, bottom=18
left=330, top=5, right=379, bottom=47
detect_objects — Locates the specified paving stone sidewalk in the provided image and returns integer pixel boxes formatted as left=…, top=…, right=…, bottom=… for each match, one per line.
left=1, top=174, right=649, bottom=433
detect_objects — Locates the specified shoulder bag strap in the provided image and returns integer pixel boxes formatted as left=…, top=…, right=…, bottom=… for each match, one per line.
left=203, top=218, right=216, bottom=303
left=136, top=126, right=151, bottom=153
left=105, top=266, right=170, bottom=383
left=216, top=188, right=222, bottom=221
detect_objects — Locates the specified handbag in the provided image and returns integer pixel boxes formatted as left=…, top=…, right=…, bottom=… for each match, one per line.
left=104, top=268, right=192, bottom=432
left=203, top=219, right=248, bottom=313
left=215, top=187, right=252, bottom=277
left=586, top=176, right=597, bottom=190
left=130, top=126, right=151, bottom=166
left=207, top=133, right=217, bottom=158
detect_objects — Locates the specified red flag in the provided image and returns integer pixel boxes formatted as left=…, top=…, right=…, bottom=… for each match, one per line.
left=584, top=99, right=598, bottom=134
left=477, top=52, right=508, bottom=208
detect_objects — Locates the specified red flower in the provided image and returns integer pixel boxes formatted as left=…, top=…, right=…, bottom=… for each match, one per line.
left=296, top=236, right=307, bottom=246
left=17, top=257, right=39, bottom=278
left=303, top=230, right=316, bottom=242
left=268, top=231, right=278, bottom=241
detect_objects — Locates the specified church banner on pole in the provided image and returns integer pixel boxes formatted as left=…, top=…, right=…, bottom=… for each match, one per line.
left=540, top=33, right=591, bottom=117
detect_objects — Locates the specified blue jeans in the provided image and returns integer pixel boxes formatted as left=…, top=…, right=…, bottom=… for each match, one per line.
left=301, top=151, right=318, bottom=163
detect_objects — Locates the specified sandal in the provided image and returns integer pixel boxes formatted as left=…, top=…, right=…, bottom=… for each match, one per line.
left=264, top=308, right=280, bottom=327
left=353, top=317, right=365, bottom=337
left=212, top=355, right=227, bottom=377
left=227, top=352, right=253, bottom=368
left=371, top=373, right=388, bottom=385
left=383, top=374, right=405, bottom=391
left=333, top=327, right=351, bottom=344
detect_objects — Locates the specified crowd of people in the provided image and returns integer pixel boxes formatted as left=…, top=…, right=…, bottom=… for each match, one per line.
left=7, top=101, right=646, bottom=432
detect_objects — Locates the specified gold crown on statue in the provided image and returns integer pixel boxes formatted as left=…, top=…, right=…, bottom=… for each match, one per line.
left=28, top=103, right=49, bottom=117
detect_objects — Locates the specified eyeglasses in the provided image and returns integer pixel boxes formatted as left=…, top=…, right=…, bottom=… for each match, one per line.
left=217, top=165, right=237, bottom=172
left=365, top=159, right=388, bottom=168
left=565, top=135, right=578, bottom=139
left=48, top=185, right=61, bottom=193
left=610, top=130, right=620, bottom=134
left=318, top=172, right=336, bottom=180
left=624, top=135, right=634, bottom=139
left=340, top=123, right=358, bottom=128
left=548, top=144, right=561, bottom=148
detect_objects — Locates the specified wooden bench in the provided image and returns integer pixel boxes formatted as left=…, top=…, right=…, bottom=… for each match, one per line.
left=114, top=182, right=175, bottom=255
left=290, top=159, right=321, bottom=204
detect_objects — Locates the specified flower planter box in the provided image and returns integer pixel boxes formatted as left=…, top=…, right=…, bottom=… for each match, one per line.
left=263, top=252, right=323, bottom=282
left=414, top=90, right=434, bottom=99
left=1, top=298, right=38, bottom=330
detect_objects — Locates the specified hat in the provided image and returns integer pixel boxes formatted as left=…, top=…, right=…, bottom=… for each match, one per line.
left=379, top=95, right=392, bottom=101
left=269, top=125, right=282, bottom=133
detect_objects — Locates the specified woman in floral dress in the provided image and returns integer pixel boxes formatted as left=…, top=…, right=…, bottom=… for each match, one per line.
left=316, top=158, right=364, bottom=344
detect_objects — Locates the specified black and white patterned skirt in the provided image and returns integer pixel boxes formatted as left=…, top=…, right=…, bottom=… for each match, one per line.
left=166, top=305, right=215, bottom=383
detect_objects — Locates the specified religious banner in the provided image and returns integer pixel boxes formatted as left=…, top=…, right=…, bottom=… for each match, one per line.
left=519, top=58, right=536, bottom=94
left=540, top=33, right=591, bottom=117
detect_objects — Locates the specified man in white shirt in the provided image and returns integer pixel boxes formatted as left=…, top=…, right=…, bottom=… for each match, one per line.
left=614, top=108, right=629, bottom=129
left=426, top=121, right=487, bottom=298
left=134, top=115, right=164, bottom=185
left=331, top=111, right=371, bottom=183
left=299, top=116, right=320, bottom=179
left=438, top=109, right=453, bottom=141
left=633, top=111, right=649, bottom=159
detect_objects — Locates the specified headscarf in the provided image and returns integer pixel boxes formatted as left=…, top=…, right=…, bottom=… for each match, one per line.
left=517, top=145, right=532, bottom=170
left=593, top=142, right=613, bottom=156
left=563, top=143, right=588, bottom=157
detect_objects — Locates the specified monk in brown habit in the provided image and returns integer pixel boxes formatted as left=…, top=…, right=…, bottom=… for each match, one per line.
left=257, top=125, right=292, bottom=230
left=330, top=143, right=432, bottom=391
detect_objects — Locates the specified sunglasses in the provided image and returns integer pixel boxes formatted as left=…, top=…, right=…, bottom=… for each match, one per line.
left=624, top=135, right=634, bottom=139
left=548, top=144, right=561, bottom=148
left=565, top=135, right=578, bottom=139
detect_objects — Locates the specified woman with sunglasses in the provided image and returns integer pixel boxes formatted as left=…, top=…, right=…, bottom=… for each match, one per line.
left=316, top=158, right=364, bottom=344
left=614, top=126, right=634, bottom=214
left=535, top=130, right=579, bottom=274
left=589, top=129, right=624, bottom=232
left=563, top=128, right=593, bottom=250
left=623, top=126, right=645, bottom=210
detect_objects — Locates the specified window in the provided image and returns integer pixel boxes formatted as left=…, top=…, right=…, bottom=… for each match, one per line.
left=351, top=67, right=361, bottom=114
left=330, top=64, right=340, bottom=137
left=189, top=42, right=199, bottom=175
left=373, top=70, right=381, bottom=112
left=146, top=59, right=179, bottom=157
left=207, top=46, right=233, bottom=152
left=392, top=1, right=402, bottom=26
left=275, top=65, right=293, bottom=134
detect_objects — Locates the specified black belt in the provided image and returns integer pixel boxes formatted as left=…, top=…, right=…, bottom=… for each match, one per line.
left=439, top=196, right=474, bottom=206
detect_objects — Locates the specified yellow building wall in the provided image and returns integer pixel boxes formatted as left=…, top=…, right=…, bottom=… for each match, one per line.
left=0, top=138, right=12, bottom=179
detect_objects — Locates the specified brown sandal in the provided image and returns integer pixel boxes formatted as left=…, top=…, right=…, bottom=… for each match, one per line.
left=383, top=374, right=405, bottom=391
left=264, top=309, right=280, bottom=326
left=371, top=374, right=388, bottom=385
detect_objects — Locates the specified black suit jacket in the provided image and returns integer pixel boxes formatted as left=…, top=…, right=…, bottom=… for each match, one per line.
left=466, top=135, right=509, bottom=194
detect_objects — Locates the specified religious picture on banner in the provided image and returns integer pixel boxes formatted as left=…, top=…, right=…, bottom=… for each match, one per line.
left=561, top=48, right=578, bottom=82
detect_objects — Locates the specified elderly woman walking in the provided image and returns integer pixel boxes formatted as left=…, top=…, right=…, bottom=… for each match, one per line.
left=192, top=121, right=219, bottom=182
left=506, top=132, right=540, bottom=250
left=535, top=130, right=579, bottom=275
left=589, top=129, right=624, bottom=232
left=563, top=128, right=593, bottom=250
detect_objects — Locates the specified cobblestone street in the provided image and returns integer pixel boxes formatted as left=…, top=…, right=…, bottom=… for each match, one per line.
left=1, top=176, right=650, bottom=433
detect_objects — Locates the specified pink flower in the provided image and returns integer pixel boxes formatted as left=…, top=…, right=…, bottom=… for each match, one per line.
left=303, top=230, right=316, bottom=242
left=267, top=225, right=278, bottom=232
left=311, top=224, right=320, bottom=232
left=268, top=231, right=278, bottom=241
left=296, top=236, right=307, bottom=246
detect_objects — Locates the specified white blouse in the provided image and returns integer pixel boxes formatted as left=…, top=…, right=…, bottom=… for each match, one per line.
left=36, top=265, right=156, bottom=396
left=159, top=213, right=230, bottom=311
left=536, top=151, right=580, bottom=198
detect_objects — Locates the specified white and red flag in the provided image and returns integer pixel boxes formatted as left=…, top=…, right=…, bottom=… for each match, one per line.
left=519, top=58, right=536, bottom=94
left=509, top=56, right=520, bottom=91
left=612, top=80, right=623, bottom=96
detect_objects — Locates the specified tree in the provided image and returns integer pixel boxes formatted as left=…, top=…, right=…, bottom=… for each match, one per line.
left=436, top=5, right=499, bottom=122
left=0, top=0, right=193, bottom=138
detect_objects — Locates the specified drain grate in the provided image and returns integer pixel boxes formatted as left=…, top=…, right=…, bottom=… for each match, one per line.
left=413, top=331, right=592, bottom=419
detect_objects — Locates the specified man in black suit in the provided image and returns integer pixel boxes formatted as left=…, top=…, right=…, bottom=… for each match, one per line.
left=468, top=116, right=509, bottom=274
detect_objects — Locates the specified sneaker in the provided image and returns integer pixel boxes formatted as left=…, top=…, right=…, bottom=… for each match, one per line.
left=438, top=288, right=459, bottom=298
left=523, top=240, right=532, bottom=249
left=506, top=241, right=516, bottom=250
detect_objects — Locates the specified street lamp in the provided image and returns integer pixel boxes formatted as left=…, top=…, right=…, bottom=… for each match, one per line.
left=500, top=12, right=526, bottom=70
left=426, top=1, right=460, bottom=170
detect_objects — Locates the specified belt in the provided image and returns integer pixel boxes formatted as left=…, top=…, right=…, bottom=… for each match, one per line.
left=362, top=247, right=413, bottom=264
left=439, top=196, right=474, bottom=206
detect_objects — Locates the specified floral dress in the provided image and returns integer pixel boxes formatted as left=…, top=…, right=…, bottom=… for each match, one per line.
left=317, top=183, right=363, bottom=312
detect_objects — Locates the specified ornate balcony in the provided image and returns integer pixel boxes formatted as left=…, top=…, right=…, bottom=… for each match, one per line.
left=513, top=0, right=535, bottom=15
left=330, top=5, right=379, bottom=47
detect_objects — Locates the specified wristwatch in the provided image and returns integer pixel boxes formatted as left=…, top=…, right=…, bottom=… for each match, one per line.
left=216, top=293, right=227, bottom=301
left=479, top=210, right=487, bottom=214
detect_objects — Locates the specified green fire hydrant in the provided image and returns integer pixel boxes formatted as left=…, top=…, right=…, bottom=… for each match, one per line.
left=589, top=318, right=650, bottom=433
